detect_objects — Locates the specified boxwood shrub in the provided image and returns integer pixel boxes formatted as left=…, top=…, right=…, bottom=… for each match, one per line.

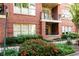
left=6, top=37, right=17, bottom=46
left=6, top=34, right=43, bottom=45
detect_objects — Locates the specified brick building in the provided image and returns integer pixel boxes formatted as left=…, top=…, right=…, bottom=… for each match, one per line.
left=0, top=3, right=76, bottom=43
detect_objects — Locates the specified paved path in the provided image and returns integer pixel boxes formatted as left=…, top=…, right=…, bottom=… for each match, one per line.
left=68, top=45, right=79, bottom=56
left=72, top=52, right=79, bottom=56
left=73, top=45, right=79, bottom=56
left=68, top=51, right=79, bottom=56
left=53, top=40, right=77, bottom=44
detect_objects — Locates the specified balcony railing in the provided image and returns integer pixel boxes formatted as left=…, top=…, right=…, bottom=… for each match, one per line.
left=41, top=12, right=61, bottom=23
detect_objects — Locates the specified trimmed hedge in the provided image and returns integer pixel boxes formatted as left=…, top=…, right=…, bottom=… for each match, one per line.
left=61, top=32, right=79, bottom=39
left=6, top=34, right=43, bottom=45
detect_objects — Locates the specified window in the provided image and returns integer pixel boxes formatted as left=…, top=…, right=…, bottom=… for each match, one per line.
left=14, top=3, right=36, bottom=15
left=13, top=24, right=21, bottom=36
left=13, top=24, right=36, bottom=36
left=0, top=3, right=4, bottom=14
left=62, top=26, right=65, bottom=32
left=65, top=26, right=67, bottom=32
left=29, top=24, right=36, bottom=35
left=61, top=9, right=72, bottom=19
left=68, top=26, right=72, bottom=32
left=62, top=26, right=72, bottom=32
left=21, top=24, right=29, bottom=35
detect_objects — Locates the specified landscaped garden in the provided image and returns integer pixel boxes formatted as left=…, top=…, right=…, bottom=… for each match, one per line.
left=0, top=32, right=79, bottom=56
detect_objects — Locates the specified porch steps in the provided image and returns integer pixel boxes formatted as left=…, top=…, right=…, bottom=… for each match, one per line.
left=45, top=35, right=60, bottom=41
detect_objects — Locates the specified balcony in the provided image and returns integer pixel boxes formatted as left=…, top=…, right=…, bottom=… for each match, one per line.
left=41, top=3, right=61, bottom=23
left=0, top=3, right=6, bottom=18
left=41, top=12, right=61, bottom=23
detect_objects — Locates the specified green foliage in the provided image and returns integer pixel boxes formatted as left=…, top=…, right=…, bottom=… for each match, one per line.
left=22, top=3, right=29, bottom=8
left=16, top=35, right=25, bottom=44
left=6, top=34, right=43, bottom=45
left=69, top=3, right=79, bottom=31
left=19, top=39, right=75, bottom=56
left=66, top=40, right=73, bottom=45
left=56, top=44, right=75, bottom=56
left=6, top=37, right=17, bottom=45
left=17, top=34, right=43, bottom=40
left=0, top=49, right=19, bottom=56
left=14, top=3, right=22, bottom=8
left=61, top=32, right=69, bottom=39
left=19, top=39, right=60, bottom=56
left=14, top=3, right=29, bottom=8
left=61, top=32, right=79, bottom=39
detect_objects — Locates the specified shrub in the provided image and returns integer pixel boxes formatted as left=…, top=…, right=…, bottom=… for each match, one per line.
left=16, top=35, right=25, bottom=44
left=56, top=44, right=75, bottom=55
left=6, top=37, right=17, bottom=45
left=61, top=32, right=79, bottom=40
left=6, top=34, right=43, bottom=45
left=19, top=39, right=60, bottom=56
left=18, top=34, right=43, bottom=40
left=61, top=32, right=69, bottom=39
left=0, top=49, right=19, bottom=56
left=66, top=40, right=73, bottom=45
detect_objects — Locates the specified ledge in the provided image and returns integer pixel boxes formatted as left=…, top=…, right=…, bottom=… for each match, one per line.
left=41, top=19, right=61, bottom=23
left=0, top=15, right=6, bottom=18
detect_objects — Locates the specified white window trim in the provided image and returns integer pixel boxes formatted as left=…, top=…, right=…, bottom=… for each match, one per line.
left=13, top=24, right=36, bottom=36
left=13, top=3, right=36, bottom=16
left=62, top=26, right=72, bottom=33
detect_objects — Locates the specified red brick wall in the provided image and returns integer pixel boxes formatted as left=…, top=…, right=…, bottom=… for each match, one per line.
left=41, top=4, right=77, bottom=40
left=58, top=3, right=76, bottom=35
left=6, top=3, right=42, bottom=37
left=52, top=6, right=58, bottom=20
left=0, top=3, right=77, bottom=42
left=0, top=19, right=5, bottom=43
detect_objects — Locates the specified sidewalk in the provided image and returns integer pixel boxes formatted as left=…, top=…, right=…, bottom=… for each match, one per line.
left=67, top=45, right=79, bottom=56
left=67, top=51, right=79, bottom=56
left=53, top=39, right=77, bottom=44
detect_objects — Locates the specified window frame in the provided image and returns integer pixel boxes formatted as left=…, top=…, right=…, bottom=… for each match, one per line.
left=13, top=24, right=36, bottom=36
left=13, top=3, right=36, bottom=16
left=61, top=9, right=72, bottom=20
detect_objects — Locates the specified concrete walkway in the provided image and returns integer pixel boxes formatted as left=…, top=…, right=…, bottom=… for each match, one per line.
left=67, top=51, right=79, bottom=56
left=73, top=45, right=79, bottom=56
left=67, top=45, right=79, bottom=56
left=53, top=39, right=77, bottom=44
left=72, top=51, right=79, bottom=56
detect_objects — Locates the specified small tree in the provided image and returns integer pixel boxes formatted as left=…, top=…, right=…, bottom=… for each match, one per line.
left=69, top=3, right=79, bottom=33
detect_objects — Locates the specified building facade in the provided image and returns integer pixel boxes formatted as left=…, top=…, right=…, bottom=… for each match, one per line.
left=0, top=3, right=76, bottom=43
